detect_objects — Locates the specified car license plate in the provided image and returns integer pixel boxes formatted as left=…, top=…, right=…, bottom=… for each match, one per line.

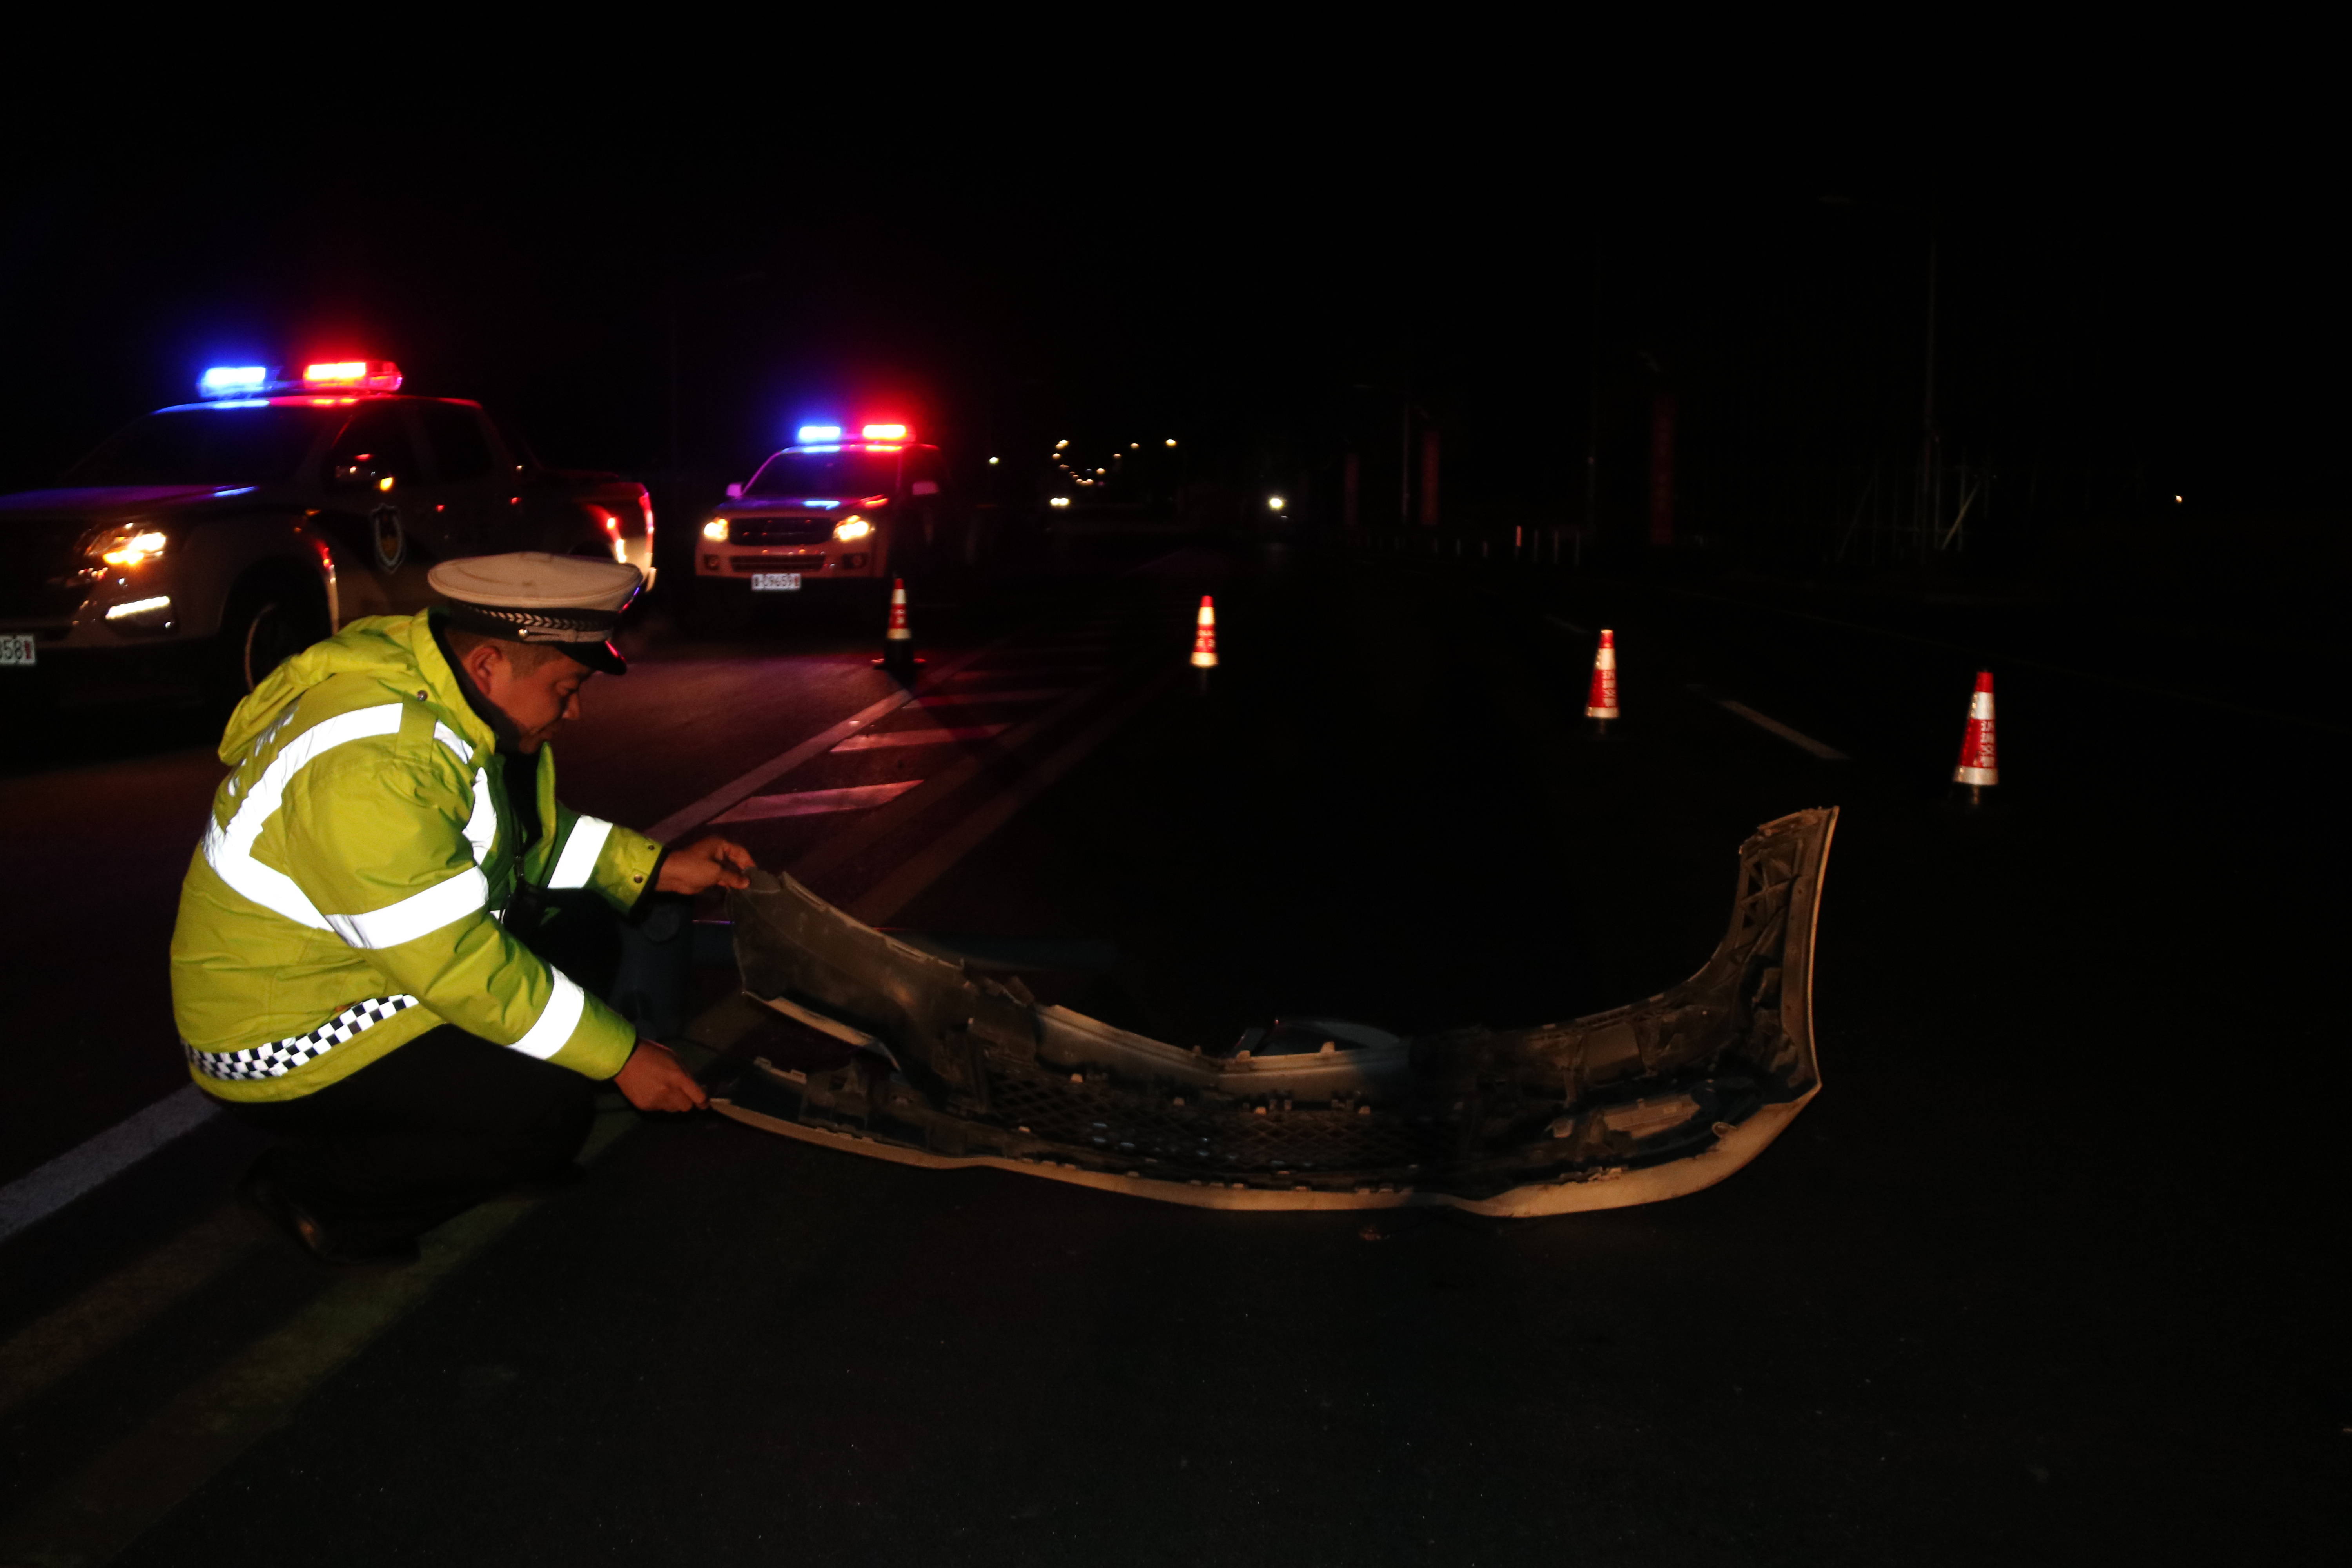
left=0, top=633, right=35, bottom=667
left=751, top=573, right=802, bottom=592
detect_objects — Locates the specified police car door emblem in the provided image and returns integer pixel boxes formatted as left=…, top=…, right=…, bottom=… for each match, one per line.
left=369, top=502, right=407, bottom=571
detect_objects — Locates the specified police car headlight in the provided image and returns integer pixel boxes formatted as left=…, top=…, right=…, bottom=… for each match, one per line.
left=833, top=517, right=873, bottom=542
left=702, top=518, right=730, bottom=542
left=90, top=524, right=170, bottom=569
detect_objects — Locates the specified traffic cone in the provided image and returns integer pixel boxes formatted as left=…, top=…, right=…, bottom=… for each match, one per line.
left=1584, top=629, right=1620, bottom=730
left=1190, top=595, right=1218, bottom=690
left=1953, top=669, right=1998, bottom=803
left=875, top=578, right=918, bottom=677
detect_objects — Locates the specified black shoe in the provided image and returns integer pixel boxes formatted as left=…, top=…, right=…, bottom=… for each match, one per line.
left=238, top=1162, right=421, bottom=1267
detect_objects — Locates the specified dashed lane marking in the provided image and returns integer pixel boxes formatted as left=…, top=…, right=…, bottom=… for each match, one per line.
left=911, top=686, right=1078, bottom=707
left=0, top=1085, right=219, bottom=1246
left=848, top=668, right=1181, bottom=926
left=945, top=665, right=1107, bottom=683
left=1689, top=686, right=1850, bottom=760
left=789, top=669, right=1124, bottom=886
left=830, top=724, right=1010, bottom=753
left=0, top=1204, right=262, bottom=1423
left=641, top=636, right=1010, bottom=842
left=0, top=1104, right=636, bottom=1566
left=1667, top=584, right=2352, bottom=736
left=710, top=779, right=926, bottom=824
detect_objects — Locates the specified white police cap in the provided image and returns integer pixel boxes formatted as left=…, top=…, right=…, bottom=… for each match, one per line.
left=428, top=552, right=643, bottom=675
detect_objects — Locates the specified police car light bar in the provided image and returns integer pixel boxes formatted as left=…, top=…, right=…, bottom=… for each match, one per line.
left=198, top=365, right=269, bottom=397
left=797, top=425, right=844, bottom=443
left=861, top=423, right=908, bottom=441
left=302, top=360, right=403, bottom=392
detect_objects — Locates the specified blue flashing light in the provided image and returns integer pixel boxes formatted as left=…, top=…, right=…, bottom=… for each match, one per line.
left=797, top=424, right=843, bottom=443
left=199, top=366, right=270, bottom=397
left=797, top=444, right=843, bottom=454
left=205, top=399, right=269, bottom=410
left=804, top=499, right=841, bottom=509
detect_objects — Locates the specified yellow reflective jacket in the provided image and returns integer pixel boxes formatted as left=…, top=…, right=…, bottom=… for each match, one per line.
left=170, top=612, right=663, bottom=1102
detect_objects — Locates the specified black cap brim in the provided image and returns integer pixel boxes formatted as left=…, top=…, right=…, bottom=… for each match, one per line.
left=570, top=639, right=628, bottom=676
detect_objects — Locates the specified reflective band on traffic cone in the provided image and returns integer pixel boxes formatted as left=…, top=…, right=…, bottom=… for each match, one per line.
left=879, top=577, right=917, bottom=676
left=1953, top=669, right=1998, bottom=786
left=1190, top=595, right=1219, bottom=669
left=1584, top=629, right=1620, bottom=720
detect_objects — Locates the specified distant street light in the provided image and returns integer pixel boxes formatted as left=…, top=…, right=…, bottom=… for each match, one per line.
left=1267, top=495, right=1285, bottom=512
left=1165, top=439, right=1177, bottom=447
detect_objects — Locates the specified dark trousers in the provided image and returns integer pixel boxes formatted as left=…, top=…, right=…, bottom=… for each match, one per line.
left=230, top=1027, right=596, bottom=1248
left=217, top=890, right=695, bottom=1248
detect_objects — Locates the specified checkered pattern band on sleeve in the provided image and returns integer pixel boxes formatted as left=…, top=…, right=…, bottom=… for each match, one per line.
left=183, top=994, right=420, bottom=1082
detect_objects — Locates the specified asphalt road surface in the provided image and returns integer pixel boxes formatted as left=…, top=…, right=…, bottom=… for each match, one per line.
left=1, top=535, right=2342, bottom=1564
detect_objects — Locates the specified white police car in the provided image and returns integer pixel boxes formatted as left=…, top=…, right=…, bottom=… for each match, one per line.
left=695, top=421, right=960, bottom=612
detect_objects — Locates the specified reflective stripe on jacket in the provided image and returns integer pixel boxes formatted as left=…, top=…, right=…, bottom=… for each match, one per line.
left=169, top=612, right=663, bottom=1102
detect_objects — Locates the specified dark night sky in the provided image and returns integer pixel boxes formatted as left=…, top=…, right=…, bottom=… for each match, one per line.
left=4, top=110, right=2337, bottom=540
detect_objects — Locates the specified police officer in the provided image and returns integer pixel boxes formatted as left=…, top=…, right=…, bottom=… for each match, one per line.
left=171, top=552, right=752, bottom=1264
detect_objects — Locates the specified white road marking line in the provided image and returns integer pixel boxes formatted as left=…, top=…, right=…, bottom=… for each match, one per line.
left=1692, top=687, right=1849, bottom=760
left=946, top=665, right=1106, bottom=683
left=849, top=668, right=1182, bottom=926
left=0, top=1105, right=637, bottom=1566
left=0, top=1205, right=263, bottom=1420
left=1666, top=584, right=2349, bottom=736
left=790, top=670, right=1125, bottom=886
left=913, top=686, right=1077, bottom=707
left=712, top=780, right=927, bottom=824
left=831, top=724, right=1011, bottom=753
left=642, top=637, right=1009, bottom=841
left=0, top=1085, right=219, bottom=1245
left=1547, top=614, right=1591, bottom=635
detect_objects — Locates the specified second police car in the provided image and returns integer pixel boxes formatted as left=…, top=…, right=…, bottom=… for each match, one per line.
left=695, top=422, right=958, bottom=617
left=0, top=359, right=653, bottom=705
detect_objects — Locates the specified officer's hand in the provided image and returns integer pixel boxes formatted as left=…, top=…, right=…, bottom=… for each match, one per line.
left=657, top=835, right=755, bottom=896
left=614, top=1040, right=710, bottom=1113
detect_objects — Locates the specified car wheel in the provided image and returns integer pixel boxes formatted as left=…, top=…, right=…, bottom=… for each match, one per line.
left=212, top=578, right=329, bottom=708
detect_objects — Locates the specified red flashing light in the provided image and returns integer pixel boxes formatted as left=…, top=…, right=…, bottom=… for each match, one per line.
left=300, top=359, right=404, bottom=392
left=860, top=423, right=909, bottom=441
